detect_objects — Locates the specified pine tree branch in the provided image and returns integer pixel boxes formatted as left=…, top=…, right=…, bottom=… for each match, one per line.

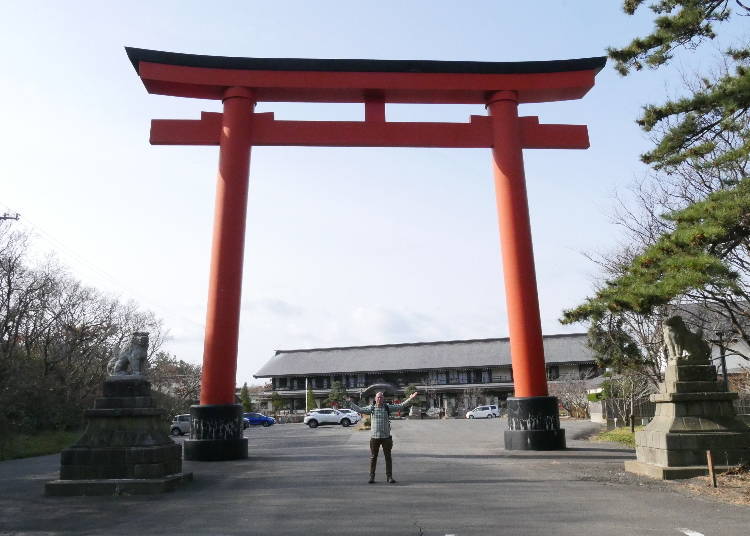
left=609, top=1, right=731, bottom=75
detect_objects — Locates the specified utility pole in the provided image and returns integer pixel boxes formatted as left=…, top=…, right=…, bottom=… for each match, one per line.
left=0, top=212, right=20, bottom=221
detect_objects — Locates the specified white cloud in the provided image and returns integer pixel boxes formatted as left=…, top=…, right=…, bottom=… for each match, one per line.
left=243, top=297, right=305, bottom=317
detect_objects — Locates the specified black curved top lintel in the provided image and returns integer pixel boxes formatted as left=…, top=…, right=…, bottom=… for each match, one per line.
left=125, top=47, right=606, bottom=77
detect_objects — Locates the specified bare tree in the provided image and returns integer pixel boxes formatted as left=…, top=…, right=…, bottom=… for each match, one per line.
left=548, top=378, right=590, bottom=419
left=729, top=365, right=750, bottom=395
left=0, top=225, right=172, bottom=435
left=149, top=351, right=201, bottom=417
left=601, top=373, right=655, bottom=428
left=462, top=387, right=484, bottom=411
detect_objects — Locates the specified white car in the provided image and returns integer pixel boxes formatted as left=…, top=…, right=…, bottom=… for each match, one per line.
left=466, top=405, right=500, bottom=419
left=304, top=408, right=356, bottom=428
left=336, top=408, right=361, bottom=424
left=170, top=414, right=191, bottom=435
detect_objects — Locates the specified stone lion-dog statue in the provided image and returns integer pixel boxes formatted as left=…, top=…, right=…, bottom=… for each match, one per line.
left=108, top=332, right=150, bottom=376
left=662, top=315, right=710, bottom=364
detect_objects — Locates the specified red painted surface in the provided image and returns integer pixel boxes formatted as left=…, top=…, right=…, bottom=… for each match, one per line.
left=364, top=96, right=385, bottom=122
left=129, top=50, right=603, bottom=405
left=150, top=113, right=589, bottom=149
left=200, top=87, right=254, bottom=405
left=488, top=91, right=548, bottom=398
left=137, top=61, right=596, bottom=104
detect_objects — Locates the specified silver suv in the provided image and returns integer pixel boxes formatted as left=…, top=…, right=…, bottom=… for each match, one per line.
left=170, top=414, right=191, bottom=436
left=304, top=408, right=355, bottom=428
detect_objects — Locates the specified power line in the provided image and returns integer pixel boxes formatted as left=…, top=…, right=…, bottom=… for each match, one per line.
left=0, top=200, right=205, bottom=333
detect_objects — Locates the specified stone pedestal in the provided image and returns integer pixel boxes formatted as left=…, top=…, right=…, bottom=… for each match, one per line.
left=625, top=361, right=750, bottom=480
left=45, top=377, right=192, bottom=496
left=504, top=396, right=566, bottom=450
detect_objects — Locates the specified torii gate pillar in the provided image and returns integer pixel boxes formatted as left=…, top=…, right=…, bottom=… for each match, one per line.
left=488, top=91, right=564, bottom=449
left=184, top=88, right=255, bottom=460
left=126, top=48, right=605, bottom=459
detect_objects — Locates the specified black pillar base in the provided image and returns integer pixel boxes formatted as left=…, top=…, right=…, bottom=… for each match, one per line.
left=504, top=396, right=566, bottom=451
left=183, top=404, right=248, bottom=461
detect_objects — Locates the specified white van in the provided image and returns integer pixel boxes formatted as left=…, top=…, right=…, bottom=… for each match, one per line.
left=466, top=405, right=500, bottom=419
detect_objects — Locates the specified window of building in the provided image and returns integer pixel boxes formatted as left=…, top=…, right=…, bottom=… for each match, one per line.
left=547, top=366, right=560, bottom=380
left=482, top=370, right=490, bottom=383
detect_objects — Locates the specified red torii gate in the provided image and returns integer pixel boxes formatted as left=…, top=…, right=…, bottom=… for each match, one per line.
left=127, top=48, right=605, bottom=460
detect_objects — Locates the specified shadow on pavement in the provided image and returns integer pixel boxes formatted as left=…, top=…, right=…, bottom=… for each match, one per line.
left=401, top=450, right=635, bottom=461
left=563, top=447, right=634, bottom=454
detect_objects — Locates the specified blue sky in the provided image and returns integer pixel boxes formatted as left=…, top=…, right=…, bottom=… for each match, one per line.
left=2, top=2, right=742, bottom=384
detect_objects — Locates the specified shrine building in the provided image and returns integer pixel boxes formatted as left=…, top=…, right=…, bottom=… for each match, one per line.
left=253, top=333, right=600, bottom=416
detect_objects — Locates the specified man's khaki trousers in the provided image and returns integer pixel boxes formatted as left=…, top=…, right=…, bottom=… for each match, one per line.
left=369, top=437, right=393, bottom=477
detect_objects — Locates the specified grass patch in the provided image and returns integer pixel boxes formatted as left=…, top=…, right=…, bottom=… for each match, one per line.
left=0, top=430, right=81, bottom=461
left=591, top=426, right=644, bottom=448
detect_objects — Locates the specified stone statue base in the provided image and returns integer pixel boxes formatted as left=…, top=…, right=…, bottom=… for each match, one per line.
left=45, top=377, right=192, bottom=496
left=625, top=361, right=750, bottom=480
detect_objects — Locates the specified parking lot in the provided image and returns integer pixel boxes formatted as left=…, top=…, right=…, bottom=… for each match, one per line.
left=1, top=419, right=749, bottom=535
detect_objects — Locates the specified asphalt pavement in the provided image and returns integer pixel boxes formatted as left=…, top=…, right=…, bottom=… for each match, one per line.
left=0, top=419, right=748, bottom=536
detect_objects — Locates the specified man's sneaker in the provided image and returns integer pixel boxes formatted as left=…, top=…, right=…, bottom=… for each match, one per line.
left=368, top=475, right=375, bottom=484
left=387, top=476, right=397, bottom=484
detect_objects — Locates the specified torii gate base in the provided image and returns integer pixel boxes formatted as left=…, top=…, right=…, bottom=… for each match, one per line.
left=183, top=405, right=247, bottom=461
left=505, top=397, right=565, bottom=450
left=127, top=48, right=605, bottom=459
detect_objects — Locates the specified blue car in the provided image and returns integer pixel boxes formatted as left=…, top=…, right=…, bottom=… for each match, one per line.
left=243, top=412, right=275, bottom=427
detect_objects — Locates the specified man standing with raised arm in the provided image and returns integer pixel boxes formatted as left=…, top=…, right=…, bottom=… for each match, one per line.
left=346, top=390, right=419, bottom=484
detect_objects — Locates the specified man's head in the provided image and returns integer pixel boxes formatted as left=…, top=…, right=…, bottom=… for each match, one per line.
left=375, top=392, right=385, bottom=406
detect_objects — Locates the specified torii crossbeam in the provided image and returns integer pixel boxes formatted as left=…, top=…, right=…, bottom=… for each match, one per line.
left=127, top=48, right=606, bottom=460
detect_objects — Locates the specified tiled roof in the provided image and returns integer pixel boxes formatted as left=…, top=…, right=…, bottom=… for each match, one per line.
left=254, top=333, right=593, bottom=377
